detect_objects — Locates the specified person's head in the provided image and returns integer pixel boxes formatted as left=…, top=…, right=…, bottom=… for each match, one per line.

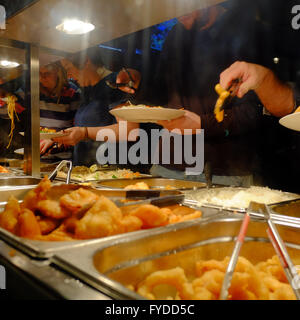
left=40, top=61, right=68, bottom=98
left=61, top=47, right=106, bottom=87
left=177, top=5, right=225, bottom=30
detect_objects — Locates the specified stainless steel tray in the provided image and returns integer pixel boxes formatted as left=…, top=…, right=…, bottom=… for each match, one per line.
left=0, top=184, right=192, bottom=259
left=96, top=177, right=207, bottom=191
left=51, top=214, right=300, bottom=300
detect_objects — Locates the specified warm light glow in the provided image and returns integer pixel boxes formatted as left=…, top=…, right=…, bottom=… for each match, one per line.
left=56, top=19, right=95, bottom=35
left=0, top=60, right=20, bottom=68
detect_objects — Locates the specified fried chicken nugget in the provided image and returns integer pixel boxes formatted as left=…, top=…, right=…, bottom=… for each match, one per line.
left=130, top=204, right=169, bottom=228
left=120, top=215, right=143, bottom=233
left=37, top=216, right=61, bottom=235
left=17, top=208, right=41, bottom=239
left=60, top=188, right=99, bottom=214
left=0, top=196, right=21, bottom=234
left=168, top=210, right=202, bottom=224
left=36, top=200, right=71, bottom=219
left=21, top=176, right=52, bottom=211
left=75, top=196, right=123, bottom=239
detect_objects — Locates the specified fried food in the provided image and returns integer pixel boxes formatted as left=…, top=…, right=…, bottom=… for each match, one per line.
left=60, top=188, right=99, bottom=213
left=75, top=196, right=123, bottom=239
left=0, top=178, right=203, bottom=241
left=36, top=200, right=71, bottom=219
left=130, top=204, right=169, bottom=228
left=0, top=196, right=21, bottom=233
left=137, top=267, right=194, bottom=300
left=22, top=176, right=52, bottom=211
left=124, top=182, right=150, bottom=190
left=37, top=216, right=61, bottom=235
left=133, top=255, right=296, bottom=300
left=17, top=209, right=41, bottom=239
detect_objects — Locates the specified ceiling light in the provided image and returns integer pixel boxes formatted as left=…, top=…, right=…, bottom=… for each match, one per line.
left=0, top=60, right=20, bottom=68
left=56, top=19, right=95, bottom=35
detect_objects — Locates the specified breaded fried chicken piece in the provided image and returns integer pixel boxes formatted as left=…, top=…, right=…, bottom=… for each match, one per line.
left=17, top=208, right=41, bottom=239
left=0, top=196, right=21, bottom=233
left=22, top=176, right=52, bottom=211
left=36, top=200, right=71, bottom=219
left=129, top=204, right=169, bottom=228
left=60, top=188, right=99, bottom=214
left=75, top=196, right=123, bottom=239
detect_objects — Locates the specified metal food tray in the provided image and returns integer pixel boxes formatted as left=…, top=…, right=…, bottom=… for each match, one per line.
left=96, top=177, right=207, bottom=190
left=184, top=187, right=300, bottom=224
left=0, top=184, right=190, bottom=259
left=51, top=214, right=300, bottom=300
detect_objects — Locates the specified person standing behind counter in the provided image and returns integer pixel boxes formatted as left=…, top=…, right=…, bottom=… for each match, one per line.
left=58, top=47, right=138, bottom=166
left=39, top=61, right=80, bottom=157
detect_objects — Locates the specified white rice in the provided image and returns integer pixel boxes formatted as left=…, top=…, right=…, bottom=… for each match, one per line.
left=185, top=186, right=299, bottom=209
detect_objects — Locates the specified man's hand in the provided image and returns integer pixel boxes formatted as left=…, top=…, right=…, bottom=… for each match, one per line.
left=220, top=61, right=270, bottom=98
left=53, top=127, right=86, bottom=146
left=220, top=61, right=294, bottom=117
left=157, top=110, right=201, bottom=134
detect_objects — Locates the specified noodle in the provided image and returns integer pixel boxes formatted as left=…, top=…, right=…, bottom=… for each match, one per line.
left=6, top=94, right=19, bottom=149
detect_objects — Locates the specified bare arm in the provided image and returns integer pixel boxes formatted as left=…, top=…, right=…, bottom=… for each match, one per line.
left=219, top=61, right=294, bottom=117
left=53, top=121, right=139, bottom=146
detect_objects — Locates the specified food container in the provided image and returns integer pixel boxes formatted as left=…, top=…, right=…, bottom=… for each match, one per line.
left=96, top=177, right=207, bottom=191
left=51, top=214, right=300, bottom=299
left=0, top=184, right=197, bottom=258
left=270, top=199, right=300, bottom=220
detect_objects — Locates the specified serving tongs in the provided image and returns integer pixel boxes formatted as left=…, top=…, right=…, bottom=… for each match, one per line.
left=113, top=193, right=185, bottom=208
left=220, top=201, right=300, bottom=300
left=255, top=202, right=300, bottom=300
left=106, top=68, right=136, bottom=93
left=48, top=160, right=73, bottom=184
left=214, top=79, right=241, bottom=123
left=219, top=208, right=251, bottom=300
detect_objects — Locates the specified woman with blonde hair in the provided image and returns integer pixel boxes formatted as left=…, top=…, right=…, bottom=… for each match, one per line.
left=39, top=61, right=80, bottom=156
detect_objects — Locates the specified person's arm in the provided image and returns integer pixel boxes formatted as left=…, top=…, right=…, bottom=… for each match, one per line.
left=53, top=121, right=139, bottom=146
left=219, top=61, right=294, bottom=117
left=156, top=110, right=201, bottom=134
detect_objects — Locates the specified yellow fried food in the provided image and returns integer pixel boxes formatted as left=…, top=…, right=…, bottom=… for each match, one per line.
left=22, top=176, right=52, bottom=211
left=294, top=106, right=300, bottom=113
left=124, top=182, right=150, bottom=190
left=133, top=255, right=296, bottom=300
left=60, top=188, right=99, bottom=213
left=214, top=84, right=230, bottom=123
left=130, top=204, right=169, bottom=228
left=0, top=196, right=21, bottom=233
left=137, top=267, right=194, bottom=300
left=36, top=199, right=71, bottom=219
left=37, top=216, right=61, bottom=235
left=75, top=196, right=123, bottom=239
left=17, top=209, right=41, bottom=239
left=120, top=215, right=143, bottom=233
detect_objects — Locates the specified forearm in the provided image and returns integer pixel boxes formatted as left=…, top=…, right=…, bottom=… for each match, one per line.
left=87, top=121, right=140, bottom=141
left=255, top=71, right=294, bottom=117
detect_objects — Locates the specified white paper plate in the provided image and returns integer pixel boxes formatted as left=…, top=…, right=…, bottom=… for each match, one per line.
left=110, top=106, right=185, bottom=123
left=279, top=112, right=300, bottom=131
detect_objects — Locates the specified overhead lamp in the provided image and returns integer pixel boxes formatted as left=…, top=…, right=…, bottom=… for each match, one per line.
left=0, top=60, right=20, bottom=68
left=56, top=19, right=95, bottom=35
